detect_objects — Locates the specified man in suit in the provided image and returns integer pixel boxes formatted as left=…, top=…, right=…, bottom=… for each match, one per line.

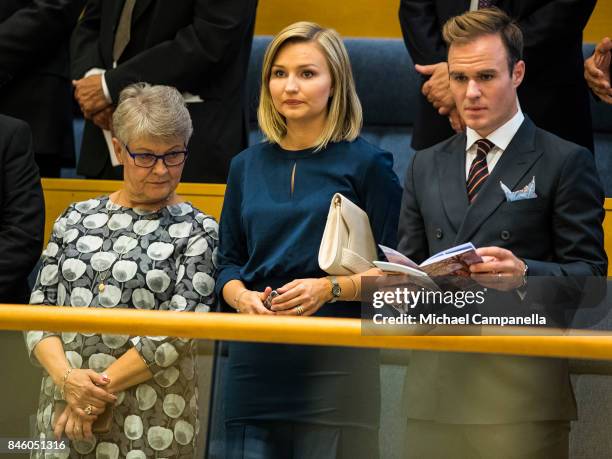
left=0, top=114, right=45, bottom=440
left=71, top=0, right=258, bottom=182
left=399, top=0, right=596, bottom=152
left=584, top=36, right=612, bottom=104
left=0, top=0, right=83, bottom=177
left=0, top=114, right=45, bottom=304
left=397, top=9, right=606, bottom=458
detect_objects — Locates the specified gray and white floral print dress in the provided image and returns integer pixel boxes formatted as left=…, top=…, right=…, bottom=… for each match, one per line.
left=26, top=196, right=218, bottom=458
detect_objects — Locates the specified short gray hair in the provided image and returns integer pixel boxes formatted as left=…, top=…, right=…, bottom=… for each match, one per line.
left=112, top=83, right=193, bottom=145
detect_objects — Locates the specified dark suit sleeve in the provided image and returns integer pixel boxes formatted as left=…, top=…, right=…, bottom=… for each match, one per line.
left=104, top=0, right=257, bottom=101
left=397, top=152, right=430, bottom=264
left=0, top=120, right=45, bottom=302
left=0, top=0, right=83, bottom=85
left=398, top=0, right=447, bottom=65
left=516, top=0, right=596, bottom=50
left=524, top=147, right=607, bottom=277
left=70, top=0, right=105, bottom=79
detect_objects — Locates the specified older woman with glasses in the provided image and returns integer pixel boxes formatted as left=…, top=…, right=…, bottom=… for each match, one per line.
left=26, top=83, right=217, bottom=458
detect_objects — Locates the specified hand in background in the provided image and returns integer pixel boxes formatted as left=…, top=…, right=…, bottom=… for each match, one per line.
left=584, top=37, right=612, bottom=104
left=448, top=108, right=466, bottom=133
left=271, top=278, right=331, bottom=316
left=73, top=74, right=110, bottom=118
left=92, top=106, right=114, bottom=131
left=415, top=62, right=455, bottom=115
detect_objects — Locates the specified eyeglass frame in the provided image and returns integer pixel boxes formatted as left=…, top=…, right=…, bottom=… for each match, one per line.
left=123, top=142, right=189, bottom=168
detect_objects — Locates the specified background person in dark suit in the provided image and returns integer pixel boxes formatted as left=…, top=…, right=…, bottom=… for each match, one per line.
left=0, top=0, right=83, bottom=177
left=71, top=0, right=258, bottom=183
left=399, top=0, right=596, bottom=152
left=0, top=113, right=45, bottom=450
left=584, top=36, right=612, bottom=104
left=0, top=114, right=45, bottom=304
left=397, top=9, right=606, bottom=458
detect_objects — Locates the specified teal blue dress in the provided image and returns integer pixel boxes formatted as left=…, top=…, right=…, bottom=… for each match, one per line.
left=216, top=138, right=402, bottom=431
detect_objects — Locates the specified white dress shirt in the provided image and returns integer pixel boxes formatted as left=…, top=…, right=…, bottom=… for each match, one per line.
left=465, top=109, right=525, bottom=179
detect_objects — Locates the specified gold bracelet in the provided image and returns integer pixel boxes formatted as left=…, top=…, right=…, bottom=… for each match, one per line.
left=234, top=289, right=249, bottom=311
left=60, top=367, right=73, bottom=400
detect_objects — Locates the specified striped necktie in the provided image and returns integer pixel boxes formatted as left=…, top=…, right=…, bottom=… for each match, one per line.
left=467, top=139, right=495, bottom=203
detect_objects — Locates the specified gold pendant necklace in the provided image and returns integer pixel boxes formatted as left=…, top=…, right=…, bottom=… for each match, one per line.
left=95, top=190, right=162, bottom=293
left=98, top=271, right=109, bottom=292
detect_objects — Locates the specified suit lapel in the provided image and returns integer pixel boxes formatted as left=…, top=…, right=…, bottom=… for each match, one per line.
left=455, top=118, right=542, bottom=244
left=132, top=0, right=154, bottom=23
left=436, top=134, right=469, bottom=233
left=110, top=0, right=126, bottom=31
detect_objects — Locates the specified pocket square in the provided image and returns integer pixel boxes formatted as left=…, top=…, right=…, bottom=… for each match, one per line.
left=500, top=176, right=537, bottom=202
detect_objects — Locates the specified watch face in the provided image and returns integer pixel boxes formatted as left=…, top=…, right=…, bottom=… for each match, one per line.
left=332, top=284, right=341, bottom=297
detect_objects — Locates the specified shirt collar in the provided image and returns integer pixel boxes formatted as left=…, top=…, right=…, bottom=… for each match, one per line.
left=465, top=108, right=525, bottom=152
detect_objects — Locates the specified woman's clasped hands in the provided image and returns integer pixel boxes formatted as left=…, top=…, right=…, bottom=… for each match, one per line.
left=53, top=369, right=117, bottom=441
left=236, top=278, right=332, bottom=316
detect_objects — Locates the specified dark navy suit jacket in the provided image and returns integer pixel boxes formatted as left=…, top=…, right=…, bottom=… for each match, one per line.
left=397, top=117, right=606, bottom=423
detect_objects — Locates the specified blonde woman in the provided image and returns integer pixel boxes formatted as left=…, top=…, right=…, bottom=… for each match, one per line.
left=216, top=22, right=402, bottom=458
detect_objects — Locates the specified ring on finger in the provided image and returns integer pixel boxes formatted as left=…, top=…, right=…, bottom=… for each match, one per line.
left=296, top=305, right=304, bottom=316
left=85, top=404, right=93, bottom=415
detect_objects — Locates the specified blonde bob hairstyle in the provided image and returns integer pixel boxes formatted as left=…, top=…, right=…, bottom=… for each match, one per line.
left=257, top=21, right=362, bottom=150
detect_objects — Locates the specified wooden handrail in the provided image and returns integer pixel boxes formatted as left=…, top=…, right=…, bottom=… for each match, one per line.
left=2, top=305, right=612, bottom=360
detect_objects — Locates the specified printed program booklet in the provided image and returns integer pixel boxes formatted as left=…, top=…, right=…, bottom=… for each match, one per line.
left=374, top=243, right=483, bottom=289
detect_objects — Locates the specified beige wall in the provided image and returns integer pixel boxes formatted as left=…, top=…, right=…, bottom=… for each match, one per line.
left=254, top=0, right=611, bottom=43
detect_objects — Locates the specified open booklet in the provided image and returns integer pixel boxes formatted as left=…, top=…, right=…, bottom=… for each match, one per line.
left=374, top=243, right=483, bottom=289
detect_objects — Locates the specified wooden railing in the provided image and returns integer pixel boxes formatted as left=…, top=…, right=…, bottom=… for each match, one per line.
left=2, top=305, right=612, bottom=360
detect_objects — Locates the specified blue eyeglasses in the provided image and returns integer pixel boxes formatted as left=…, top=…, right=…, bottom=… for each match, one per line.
left=124, top=143, right=188, bottom=168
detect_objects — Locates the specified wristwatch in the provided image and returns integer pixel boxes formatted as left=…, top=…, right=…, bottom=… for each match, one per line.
left=328, top=276, right=341, bottom=303
left=521, top=259, right=529, bottom=284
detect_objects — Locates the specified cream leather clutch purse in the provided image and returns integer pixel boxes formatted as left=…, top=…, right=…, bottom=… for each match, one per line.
left=318, top=193, right=377, bottom=275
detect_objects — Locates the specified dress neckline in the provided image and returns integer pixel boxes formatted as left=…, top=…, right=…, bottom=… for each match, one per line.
left=272, top=142, right=322, bottom=159
left=105, top=195, right=191, bottom=216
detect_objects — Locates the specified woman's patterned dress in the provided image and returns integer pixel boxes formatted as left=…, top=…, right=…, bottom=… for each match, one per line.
left=26, top=196, right=218, bottom=458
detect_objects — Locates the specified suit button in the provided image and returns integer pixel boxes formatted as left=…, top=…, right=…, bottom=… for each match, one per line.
left=435, top=228, right=443, bottom=239
left=501, top=230, right=511, bottom=241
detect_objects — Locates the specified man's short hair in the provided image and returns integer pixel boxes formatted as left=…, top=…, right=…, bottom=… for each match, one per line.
left=442, top=7, right=523, bottom=74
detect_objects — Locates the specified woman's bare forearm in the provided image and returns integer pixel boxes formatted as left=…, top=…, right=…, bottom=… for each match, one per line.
left=103, top=347, right=153, bottom=394
left=33, top=336, right=71, bottom=385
